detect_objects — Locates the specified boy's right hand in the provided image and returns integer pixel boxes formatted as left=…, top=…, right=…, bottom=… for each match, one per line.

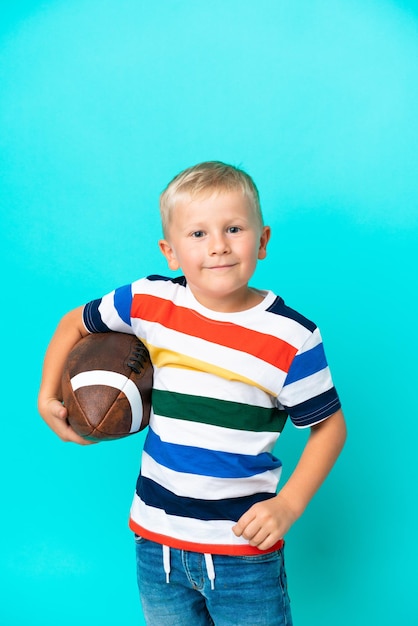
left=39, top=397, right=95, bottom=445
left=38, top=306, right=94, bottom=445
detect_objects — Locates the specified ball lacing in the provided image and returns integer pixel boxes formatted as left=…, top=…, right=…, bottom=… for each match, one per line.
left=127, top=341, right=150, bottom=373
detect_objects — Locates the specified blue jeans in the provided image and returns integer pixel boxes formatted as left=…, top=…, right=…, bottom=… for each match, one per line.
left=135, top=537, right=292, bottom=625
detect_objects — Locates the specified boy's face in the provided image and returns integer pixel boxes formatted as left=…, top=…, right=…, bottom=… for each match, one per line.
left=159, top=189, right=270, bottom=312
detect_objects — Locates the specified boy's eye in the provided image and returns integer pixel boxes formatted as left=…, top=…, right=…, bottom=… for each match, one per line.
left=191, top=230, right=205, bottom=238
left=227, top=226, right=241, bottom=234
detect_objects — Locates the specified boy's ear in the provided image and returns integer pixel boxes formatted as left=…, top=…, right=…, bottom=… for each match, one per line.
left=257, top=226, right=271, bottom=260
left=159, top=239, right=180, bottom=271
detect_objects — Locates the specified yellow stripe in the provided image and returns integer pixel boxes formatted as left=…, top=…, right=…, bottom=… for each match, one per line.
left=144, top=341, right=276, bottom=396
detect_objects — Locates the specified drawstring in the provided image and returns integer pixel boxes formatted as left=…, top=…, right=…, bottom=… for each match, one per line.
left=204, top=553, right=216, bottom=590
left=163, top=545, right=171, bottom=583
left=161, top=546, right=216, bottom=589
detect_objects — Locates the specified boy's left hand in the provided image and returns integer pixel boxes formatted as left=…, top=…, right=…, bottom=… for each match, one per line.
left=232, top=494, right=297, bottom=550
left=233, top=410, right=347, bottom=551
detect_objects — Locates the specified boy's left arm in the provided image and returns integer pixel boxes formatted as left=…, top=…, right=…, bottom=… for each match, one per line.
left=232, top=409, right=347, bottom=550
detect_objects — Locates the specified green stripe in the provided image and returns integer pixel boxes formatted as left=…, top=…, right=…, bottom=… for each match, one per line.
left=152, top=389, right=287, bottom=433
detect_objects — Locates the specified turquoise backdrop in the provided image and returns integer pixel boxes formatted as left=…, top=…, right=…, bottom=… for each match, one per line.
left=1, top=1, right=417, bottom=624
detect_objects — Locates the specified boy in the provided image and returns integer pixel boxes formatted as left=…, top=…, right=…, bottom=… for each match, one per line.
left=38, top=161, right=346, bottom=625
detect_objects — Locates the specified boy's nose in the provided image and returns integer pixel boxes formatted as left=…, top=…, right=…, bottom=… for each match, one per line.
left=209, top=234, right=230, bottom=255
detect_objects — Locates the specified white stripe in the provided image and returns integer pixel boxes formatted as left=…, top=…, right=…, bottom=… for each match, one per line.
left=141, top=451, right=281, bottom=499
left=99, top=292, right=133, bottom=333
left=298, top=327, right=323, bottom=352
left=280, top=368, right=334, bottom=407
left=153, top=366, right=274, bottom=408
left=138, top=320, right=287, bottom=393
left=255, top=311, right=312, bottom=345
left=135, top=277, right=185, bottom=303
left=70, top=370, right=144, bottom=433
left=130, top=496, right=251, bottom=546
left=151, top=415, right=278, bottom=454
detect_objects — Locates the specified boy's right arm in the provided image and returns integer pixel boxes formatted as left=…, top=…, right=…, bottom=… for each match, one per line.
left=38, top=305, right=93, bottom=445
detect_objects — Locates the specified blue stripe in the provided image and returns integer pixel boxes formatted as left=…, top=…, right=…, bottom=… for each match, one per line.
left=266, top=296, right=317, bottom=332
left=143, top=428, right=282, bottom=479
left=83, top=299, right=110, bottom=333
left=113, top=284, right=133, bottom=326
left=137, top=475, right=276, bottom=521
left=284, top=343, right=328, bottom=385
left=285, top=388, right=341, bottom=426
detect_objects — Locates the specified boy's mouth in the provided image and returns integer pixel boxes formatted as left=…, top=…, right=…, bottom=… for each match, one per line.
left=206, top=263, right=237, bottom=270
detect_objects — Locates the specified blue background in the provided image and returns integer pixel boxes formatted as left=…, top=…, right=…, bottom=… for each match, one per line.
left=1, top=1, right=417, bottom=624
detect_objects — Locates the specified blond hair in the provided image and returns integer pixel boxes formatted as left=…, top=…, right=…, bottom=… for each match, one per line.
left=160, top=161, right=263, bottom=237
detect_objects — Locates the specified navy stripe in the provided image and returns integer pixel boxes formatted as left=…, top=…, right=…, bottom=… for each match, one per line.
left=284, top=343, right=328, bottom=385
left=147, top=274, right=187, bottom=287
left=83, top=299, right=110, bottom=333
left=113, top=284, right=133, bottom=326
left=285, top=388, right=341, bottom=426
left=143, top=428, right=282, bottom=479
left=137, top=475, right=276, bottom=521
left=266, top=297, right=317, bottom=332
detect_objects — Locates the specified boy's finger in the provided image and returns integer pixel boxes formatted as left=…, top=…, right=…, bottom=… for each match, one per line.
left=49, top=400, right=67, bottom=420
left=232, top=522, right=242, bottom=537
left=232, top=509, right=256, bottom=537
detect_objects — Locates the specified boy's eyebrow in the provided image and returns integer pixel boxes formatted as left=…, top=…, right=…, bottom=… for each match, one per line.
left=183, top=217, right=251, bottom=230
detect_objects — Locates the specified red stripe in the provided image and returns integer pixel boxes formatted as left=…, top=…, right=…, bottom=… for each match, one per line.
left=129, top=519, right=284, bottom=555
left=132, top=294, right=297, bottom=372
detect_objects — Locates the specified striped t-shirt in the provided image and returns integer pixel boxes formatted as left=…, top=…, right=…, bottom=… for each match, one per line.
left=83, top=274, right=341, bottom=555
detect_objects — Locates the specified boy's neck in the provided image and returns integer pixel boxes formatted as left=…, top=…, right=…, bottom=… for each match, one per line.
left=189, top=285, right=266, bottom=313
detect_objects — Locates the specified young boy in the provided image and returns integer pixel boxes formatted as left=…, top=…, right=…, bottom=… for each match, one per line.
left=38, top=161, right=346, bottom=626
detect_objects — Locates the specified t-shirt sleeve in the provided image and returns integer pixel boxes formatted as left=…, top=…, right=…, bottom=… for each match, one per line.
left=278, top=327, right=341, bottom=428
left=82, top=283, right=134, bottom=334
